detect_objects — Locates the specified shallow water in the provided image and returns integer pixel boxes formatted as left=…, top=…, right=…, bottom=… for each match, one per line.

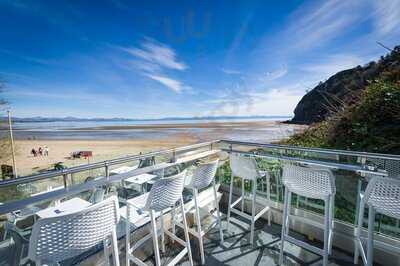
left=11, top=118, right=301, bottom=143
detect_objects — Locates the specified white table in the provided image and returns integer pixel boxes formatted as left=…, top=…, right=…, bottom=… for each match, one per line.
left=36, top=198, right=91, bottom=219
left=124, top=173, right=157, bottom=192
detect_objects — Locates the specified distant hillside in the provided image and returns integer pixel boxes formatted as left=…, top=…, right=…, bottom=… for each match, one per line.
left=291, top=46, right=400, bottom=124
left=283, top=46, right=400, bottom=154
left=0, top=115, right=290, bottom=123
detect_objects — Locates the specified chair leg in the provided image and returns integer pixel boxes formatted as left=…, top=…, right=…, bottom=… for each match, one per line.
left=279, top=189, right=289, bottom=265
left=150, top=210, right=161, bottom=266
left=160, top=210, right=166, bottom=253
left=180, top=197, right=194, bottom=266
left=241, top=178, right=245, bottom=212
left=125, top=204, right=131, bottom=266
left=103, top=238, right=110, bottom=266
left=366, top=206, right=375, bottom=266
left=328, top=194, right=335, bottom=255
left=226, top=173, right=234, bottom=231
left=354, top=200, right=365, bottom=265
left=194, top=189, right=205, bottom=264
left=323, top=197, right=330, bottom=266
left=285, top=192, right=291, bottom=235
left=171, top=204, right=176, bottom=243
left=213, top=180, right=224, bottom=244
left=111, top=229, right=120, bottom=266
left=267, top=174, right=271, bottom=226
left=355, top=180, right=362, bottom=225
left=250, top=179, right=257, bottom=244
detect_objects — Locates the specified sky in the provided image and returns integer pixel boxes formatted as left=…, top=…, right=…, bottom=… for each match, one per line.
left=0, top=0, right=399, bottom=119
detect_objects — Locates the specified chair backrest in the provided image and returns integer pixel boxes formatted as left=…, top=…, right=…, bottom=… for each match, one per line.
left=229, top=153, right=259, bottom=180
left=28, top=196, right=120, bottom=264
left=364, top=158, right=400, bottom=180
left=282, top=163, right=336, bottom=200
left=364, top=177, right=400, bottom=219
left=188, top=160, right=219, bottom=189
left=144, top=170, right=186, bottom=212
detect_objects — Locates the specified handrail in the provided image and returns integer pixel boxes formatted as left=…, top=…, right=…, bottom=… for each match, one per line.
left=223, top=149, right=388, bottom=177
left=0, top=140, right=219, bottom=188
left=221, top=140, right=400, bottom=161
left=3, top=139, right=398, bottom=188
left=0, top=149, right=221, bottom=214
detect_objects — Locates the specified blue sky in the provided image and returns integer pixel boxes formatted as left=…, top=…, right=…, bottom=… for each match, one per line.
left=0, top=0, right=399, bottom=119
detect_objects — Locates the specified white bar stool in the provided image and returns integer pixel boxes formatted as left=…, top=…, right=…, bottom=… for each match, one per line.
left=28, top=196, right=120, bottom=266
left=355, top=158, right=398, bottom=225
left=354, top=177, right=400, bottom=266
left=279, top=163, right=335, bottom=266
left=174, top=159, right=224, bottom=264
left=125, top=170, right=193, bottom=266
left=226, top=153, right=272, bottom=244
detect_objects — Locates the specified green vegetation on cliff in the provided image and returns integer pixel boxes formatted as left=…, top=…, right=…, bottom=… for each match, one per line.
left=285, top=46, right=400, bottom=154
left=284, top=79, right=400, bottom=154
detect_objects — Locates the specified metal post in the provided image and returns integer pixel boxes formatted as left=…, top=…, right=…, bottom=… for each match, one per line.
left=105, top=162, right=109, bottom=179
left=7, top=110, right=17, bottom=178
left=63, top=173, right=68, bottom=189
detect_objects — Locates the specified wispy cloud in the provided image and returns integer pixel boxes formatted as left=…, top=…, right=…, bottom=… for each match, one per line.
left=145, top=74, right=187, bottom=93
left=284, top=0, right=363, bottom=50
left=373, top=0, right=400, bottom=36
left=0, top=48, right=58, bottom=66
left=300, top=54, right=364, bottom=80
left=207, top=86, right=304, bottom=117
left=120, top=38, right=187, bottom=71
left=119, top=38, right=190, bottom=93
left=258, top=66, right=288, bottom=82
left=221, top=68, right=241, bottom=75
left=7, top=88, right=115, bottom=103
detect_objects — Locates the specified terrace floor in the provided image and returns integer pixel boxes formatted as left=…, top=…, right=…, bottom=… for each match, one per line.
left=0, top=208, right=364, bottom=266
left=138, top=213, right=359, bottom=266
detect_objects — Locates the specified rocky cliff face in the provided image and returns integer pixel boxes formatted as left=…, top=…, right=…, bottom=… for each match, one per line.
left=291, top=46, right=400, bottom=124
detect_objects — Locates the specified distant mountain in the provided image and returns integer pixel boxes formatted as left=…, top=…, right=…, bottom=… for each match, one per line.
left=0, top=115, right=291, bottom=123
left=291, top=45, right=400, bottom=124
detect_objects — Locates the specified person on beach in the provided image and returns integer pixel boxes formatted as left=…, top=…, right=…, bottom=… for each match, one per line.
left=31, top=148, right=37, bottom=157
left=44, top=146, right=49, bottom=156
left=38, top=147, right=43, bottom=156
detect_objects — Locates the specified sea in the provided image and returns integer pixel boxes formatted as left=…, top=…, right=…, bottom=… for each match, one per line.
left=6, top=117, right=303, bottom=143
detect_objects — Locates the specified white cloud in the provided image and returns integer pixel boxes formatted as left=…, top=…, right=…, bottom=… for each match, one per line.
left=121, top=39, right=187, bottom=71
left=285, top=0, right=363, bottom=50
left=145, top=74, right=185, bottom=93
left=258, top=67, right=288, bottom=82
left=119, top=38, right=190, bottom=93
left=301, top=54, right=364, bottom=80
left=221, top=68, right=241, bottom=75
left=206, top=85, right=304, bottom=117
left=373, top=0, right=400, bottom=36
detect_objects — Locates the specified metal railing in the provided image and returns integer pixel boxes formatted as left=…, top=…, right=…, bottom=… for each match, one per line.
left=1, top=139, right=400, bottom=265
left=0, top=141, right=218, bottom=214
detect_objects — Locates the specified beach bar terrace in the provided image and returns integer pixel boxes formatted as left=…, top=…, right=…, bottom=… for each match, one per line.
left=0, top=140, right=399, bottom=266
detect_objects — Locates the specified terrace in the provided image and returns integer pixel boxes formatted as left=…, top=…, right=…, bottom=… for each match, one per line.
left=0, top=140, right=399, bottom=265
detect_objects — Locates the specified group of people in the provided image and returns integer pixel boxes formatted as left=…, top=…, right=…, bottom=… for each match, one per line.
left=31, top=146, right=49, bottom=157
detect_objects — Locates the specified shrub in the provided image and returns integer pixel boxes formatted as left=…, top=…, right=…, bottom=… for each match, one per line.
left=283, top=80, right=400, bottom=154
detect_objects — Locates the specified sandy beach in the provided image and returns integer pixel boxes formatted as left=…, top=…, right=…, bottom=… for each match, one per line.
left=12, top=135, right=197, bottom=176
left=5, top=121, right=306, bottom=176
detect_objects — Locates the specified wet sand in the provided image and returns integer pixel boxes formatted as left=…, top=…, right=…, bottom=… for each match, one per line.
left=7, top=121, right=306, bottom=176
left=71, top=121, right=282, bottom=130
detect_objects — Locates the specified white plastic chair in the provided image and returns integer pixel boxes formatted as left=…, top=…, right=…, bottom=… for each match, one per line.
left=279, top=163, right=335, bottom=266
left=125, top=170, right=193, bottom=266
left=174, top=160, right=224, bottom=264
left=226, top=153, right=272, bottom=244
left=355, top=158, right=399, bottom=225
left=354, top=177, right=400, bottom=266
left=28, top=196, right=120, bottom=266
